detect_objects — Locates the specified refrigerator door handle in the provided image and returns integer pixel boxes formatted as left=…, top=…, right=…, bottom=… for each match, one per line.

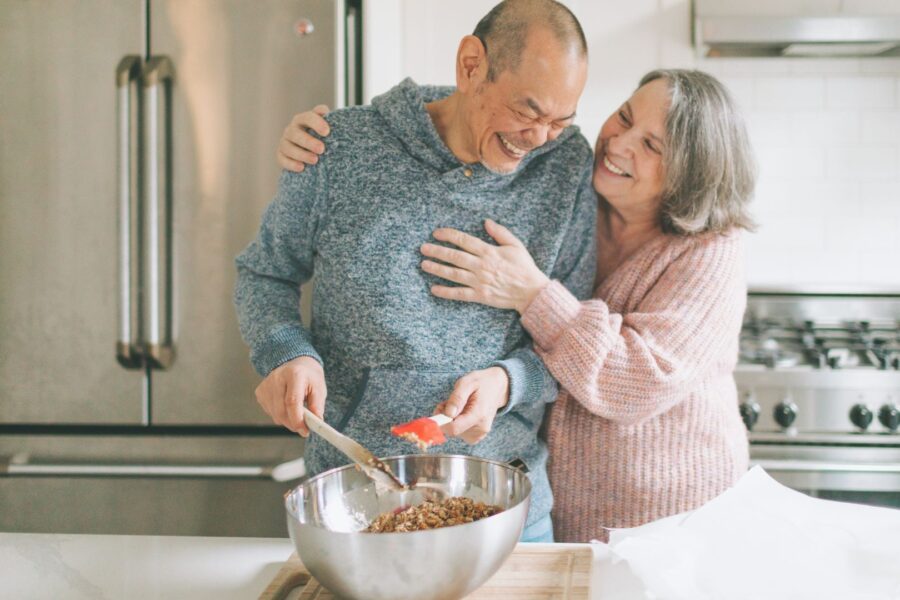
left=346, top=3, right=358, bottom=106
left=142, top=57, right=175, bottom=369
left=2, top=454, right=305, bottom=481
left=115, top=56, right=144, bottom=369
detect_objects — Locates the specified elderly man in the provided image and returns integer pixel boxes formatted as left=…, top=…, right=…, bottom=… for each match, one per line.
left=234, top=0, right=594, bottom=542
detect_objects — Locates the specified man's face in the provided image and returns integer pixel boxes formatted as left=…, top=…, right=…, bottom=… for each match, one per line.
left=464, top=29, right=587, bottom=174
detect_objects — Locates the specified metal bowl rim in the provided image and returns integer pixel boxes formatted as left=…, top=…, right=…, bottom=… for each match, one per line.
left=284, top=453, right=532, bottom=537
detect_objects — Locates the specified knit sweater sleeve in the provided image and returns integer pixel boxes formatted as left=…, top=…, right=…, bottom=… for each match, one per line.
left=493, top=160, right=598, bottom=413
left=233, top=167, right=327, bottom=376
left=520, top=232, right=745, bottom=425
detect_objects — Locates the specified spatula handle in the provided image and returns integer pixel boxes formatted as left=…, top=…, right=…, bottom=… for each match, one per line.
left=302, top=407, right=374, bottom=465
left=302, top=407, right=407, bottom=491
left=430, top=414, right=454, bottom=426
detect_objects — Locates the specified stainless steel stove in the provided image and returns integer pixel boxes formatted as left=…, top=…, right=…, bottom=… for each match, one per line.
left=735, top=290, right=900, bottom=509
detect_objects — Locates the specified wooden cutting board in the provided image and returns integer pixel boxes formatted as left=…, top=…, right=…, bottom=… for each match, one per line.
left=259, top=543, right=592, bottom=600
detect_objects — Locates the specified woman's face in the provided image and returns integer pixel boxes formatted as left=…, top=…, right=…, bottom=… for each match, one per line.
left=592, top=78, right=670, bottom=217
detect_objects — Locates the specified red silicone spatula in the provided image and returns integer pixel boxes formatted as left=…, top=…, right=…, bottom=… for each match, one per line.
left=391, top=414, right=453, bottom=450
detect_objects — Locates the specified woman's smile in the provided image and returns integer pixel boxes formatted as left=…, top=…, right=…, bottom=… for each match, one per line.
left=600, top=154, right=631, bottom=177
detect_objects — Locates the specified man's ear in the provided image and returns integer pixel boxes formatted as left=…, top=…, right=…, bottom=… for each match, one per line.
left=455, top=35, right=488, bottom=93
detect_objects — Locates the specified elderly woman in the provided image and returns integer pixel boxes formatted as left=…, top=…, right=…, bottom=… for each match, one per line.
left=277, top=69, right=756, bottom=542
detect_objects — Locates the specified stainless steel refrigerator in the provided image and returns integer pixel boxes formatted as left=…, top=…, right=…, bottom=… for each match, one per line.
left=0, top=0, right=360, bottom=536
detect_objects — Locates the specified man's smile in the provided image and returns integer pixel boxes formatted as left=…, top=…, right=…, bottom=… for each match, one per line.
left=497, top=132, right=529, bottom=159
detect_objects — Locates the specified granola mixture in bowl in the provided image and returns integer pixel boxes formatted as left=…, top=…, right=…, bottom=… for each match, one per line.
left=365, top=497, right=503, bottom=533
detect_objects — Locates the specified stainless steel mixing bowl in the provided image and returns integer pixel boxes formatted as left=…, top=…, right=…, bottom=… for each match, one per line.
left=284, top=454, right=531, bottom=600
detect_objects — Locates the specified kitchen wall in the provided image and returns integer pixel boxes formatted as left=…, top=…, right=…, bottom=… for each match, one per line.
left=362, top=0, right=900, bottom=290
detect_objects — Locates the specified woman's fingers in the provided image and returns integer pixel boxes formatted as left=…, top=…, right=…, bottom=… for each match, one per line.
left=281, top=143, right=320, bottom=167
left=291, top=110, right=331, bottom=137
left=286, top=127, right=326, bottom=155
left=421, top=259, right=474, bottom=286
left=278, top=129, right=325, bottom=171
left=432, top=228, right=490, bottom=255
left=484, top=219, right=524, bottom=248
left=277, top=150, right=305, bottom=173
left=420, top=243, right=478, bottom=270
left=278, top=107, right=330, bottom=172
left=430, top=284, right=478, bottom=302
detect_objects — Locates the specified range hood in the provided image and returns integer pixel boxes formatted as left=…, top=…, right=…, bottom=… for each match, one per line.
left=693, top=0, right=900, bottom=58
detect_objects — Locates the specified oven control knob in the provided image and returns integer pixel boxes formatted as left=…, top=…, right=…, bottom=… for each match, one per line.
left=849, top=404, right=874, bottom=431
left=773, top=401, right=797, bottom=429
left=739, top=401, right=760, bottom=431
left=878, top=404, right=900, bottom=432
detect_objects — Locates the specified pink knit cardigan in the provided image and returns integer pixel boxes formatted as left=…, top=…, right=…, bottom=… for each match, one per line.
left=521, top=229, right=750, bottom=543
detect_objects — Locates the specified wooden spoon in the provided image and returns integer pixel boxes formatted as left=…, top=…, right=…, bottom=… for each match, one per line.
left=303, top=407, right=408, bottom=493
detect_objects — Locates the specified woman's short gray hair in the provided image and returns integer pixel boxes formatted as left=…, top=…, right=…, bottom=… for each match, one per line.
left=640, top=69, right=757, bottom=235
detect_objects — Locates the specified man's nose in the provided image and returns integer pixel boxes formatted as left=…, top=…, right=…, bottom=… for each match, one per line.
left=522, top=123, right=552, bottom=148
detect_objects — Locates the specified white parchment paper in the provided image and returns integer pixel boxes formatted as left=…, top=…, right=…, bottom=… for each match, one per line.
left=589, top=466, right=900, bottom=600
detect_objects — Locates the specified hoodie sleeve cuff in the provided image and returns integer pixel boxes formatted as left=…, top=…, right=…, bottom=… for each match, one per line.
left=250, top=325, right=323, bottom=376
left=520, top=280, right=583, bottom=351
left=491, top=350, right=556, bottom=415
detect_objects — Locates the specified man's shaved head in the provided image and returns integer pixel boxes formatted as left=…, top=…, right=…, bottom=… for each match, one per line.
left=473, top=0, right=587, bottom=81
left=433, top=0, right=588, bottom=173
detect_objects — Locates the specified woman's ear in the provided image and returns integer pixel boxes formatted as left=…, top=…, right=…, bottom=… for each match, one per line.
left=455, top=35, right=488, bottom=94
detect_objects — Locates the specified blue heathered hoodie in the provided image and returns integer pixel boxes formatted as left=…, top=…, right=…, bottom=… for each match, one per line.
left=234, top=78, right=597, bottom=528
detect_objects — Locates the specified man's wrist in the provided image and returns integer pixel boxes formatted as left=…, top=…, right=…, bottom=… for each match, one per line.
left=295, top=355, right=323, bottom=371
left=487, top=366, right=510, bottom=409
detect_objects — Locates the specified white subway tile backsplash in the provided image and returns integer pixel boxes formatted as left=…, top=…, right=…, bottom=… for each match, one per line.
left=751, top=178, right=796, bottom=214
left=790, top=111, right=860, bottom=144
left=744, top=248, right=795, bottom=286
left=858, top=251, right=900, bottom=286
left=791, top=250, right=863, bottom=286
left=757, top=146, right=826, bottom=179
left=826, top=76, right=896, bottom=109
left=755, top=77, right=825, bottom=110
left=745, top=111, right=792, bottom=145
left=754, top=179, right=861, bottom=216
left=825, top=216, right=898, bottom=251
left=860, top=111, right=900, bottom=144
left=749, top=215, right=827, bottom=250
left=826, top=147, right=899, bottom=180
left=718, top=77, right=755, bottom=110
left=810, top=180, right=863, bottom=216
left=861, top=182, right=900, bottom=217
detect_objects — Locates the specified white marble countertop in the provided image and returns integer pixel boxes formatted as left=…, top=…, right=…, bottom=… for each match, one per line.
left=0, top=532, right=295, bottom=599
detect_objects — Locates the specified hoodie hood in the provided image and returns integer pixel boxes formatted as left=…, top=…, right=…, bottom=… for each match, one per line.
left=372, top=77, right=580, bottom=178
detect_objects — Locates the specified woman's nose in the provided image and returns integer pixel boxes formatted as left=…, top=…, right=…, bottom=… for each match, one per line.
left=608, top=132, right=636, bottom=157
